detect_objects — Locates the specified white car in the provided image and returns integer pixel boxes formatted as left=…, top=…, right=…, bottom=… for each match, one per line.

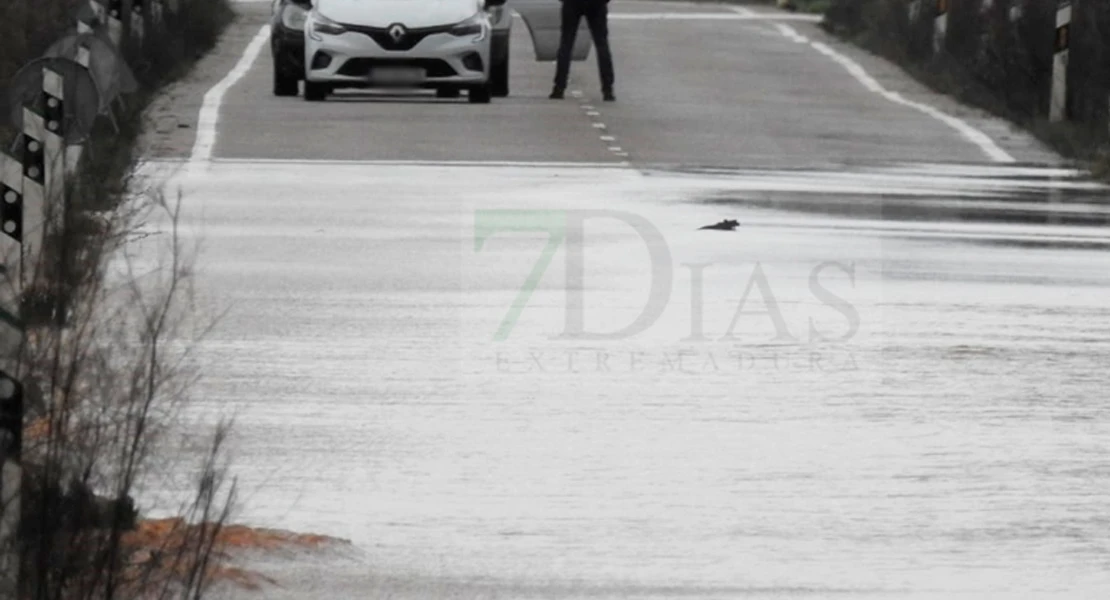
left=302, top=0, right=508, bottom=103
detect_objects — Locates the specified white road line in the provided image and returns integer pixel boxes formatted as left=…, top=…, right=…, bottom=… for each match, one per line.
left=587, top=111, right=600, bottom=116
left=729, top=5, right=756, bottom=17
left=600, top=135, right=616, bottom=142
left=592, top=122, right=607, bottom=129
left=774, top=23, right=808, bottom=43
left=190, top=25, right=271, bottom=164
left=804, top=39, right=1017, bottom=163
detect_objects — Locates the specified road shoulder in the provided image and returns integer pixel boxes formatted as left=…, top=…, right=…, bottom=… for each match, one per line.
left=138, top=3, right=272, bottom=160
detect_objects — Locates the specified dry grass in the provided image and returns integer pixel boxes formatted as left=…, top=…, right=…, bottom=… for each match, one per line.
left=119, top=518, right=350, bottom=592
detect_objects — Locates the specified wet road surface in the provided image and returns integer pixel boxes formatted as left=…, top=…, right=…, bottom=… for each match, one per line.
left=134, top=1, right=1110, bottom=599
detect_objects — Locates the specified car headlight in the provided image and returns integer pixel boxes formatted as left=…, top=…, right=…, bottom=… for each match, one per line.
left=449, top=13, right=489, bottom=41
left=281, top=4, right=308, bottom=30
left=307, top=11, right=346, bottom=40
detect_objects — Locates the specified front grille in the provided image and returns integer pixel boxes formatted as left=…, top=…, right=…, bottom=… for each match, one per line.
left=340, top=22, right=454, bottom=52
left=337, top=57, right=457, bottom=78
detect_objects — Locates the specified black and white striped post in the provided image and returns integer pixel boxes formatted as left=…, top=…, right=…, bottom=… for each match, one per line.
left=79, top=0, right=103, bottom=34
left=0, top=61, right=69, bottom=594
left=933, top=0, right=949, bottom=54
left=150, top=0, right=165, bottom=30
left=131, top=1, right=145, bottom=46
left=30, top=68, right=67, bottom=247
left=0, top=127, right=28, bottom=600
left=0, top=371, right=23, bottom=597
left=105, top=0, right=125, bottom=46
left=1050, top=0, right=1071, bottom=123
left=66, top=46, right=93, bottom=178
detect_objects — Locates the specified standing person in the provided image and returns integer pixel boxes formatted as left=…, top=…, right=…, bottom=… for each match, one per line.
left=549, top=0, right=615, bottom=101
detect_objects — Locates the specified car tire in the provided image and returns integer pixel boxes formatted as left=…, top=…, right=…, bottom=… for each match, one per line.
left=491, top=39, right=509, bottom=97
left=304, top=81, right=328, bottom=102
left=273, top=63, right=299, bottom=97
left=468, top=85, right=492, bottom=104
left=436, top=87, right=461, bottom=99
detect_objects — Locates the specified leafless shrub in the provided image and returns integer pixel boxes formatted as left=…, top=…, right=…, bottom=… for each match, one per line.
left=4, top=172, right=240, bottom=599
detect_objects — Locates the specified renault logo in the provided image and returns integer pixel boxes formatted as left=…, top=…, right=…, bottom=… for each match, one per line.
left=388, top=24, right=406, bottom=42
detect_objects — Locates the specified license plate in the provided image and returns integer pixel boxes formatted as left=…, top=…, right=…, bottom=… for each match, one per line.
left=370, top=66, right=424, bottom=84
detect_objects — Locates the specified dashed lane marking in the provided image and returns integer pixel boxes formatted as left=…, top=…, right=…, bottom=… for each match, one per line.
left=572, top=88, right=629, bottom=159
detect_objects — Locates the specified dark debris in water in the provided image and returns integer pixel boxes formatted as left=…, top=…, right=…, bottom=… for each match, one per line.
left=698, top=219, right=740, bottom=230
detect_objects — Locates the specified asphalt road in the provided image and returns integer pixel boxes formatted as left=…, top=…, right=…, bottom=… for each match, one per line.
left=145, top=0, right=1064, bottom=167
left=134, top=2, right=1110, bottom=599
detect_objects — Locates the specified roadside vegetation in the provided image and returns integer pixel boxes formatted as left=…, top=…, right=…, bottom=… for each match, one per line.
left=778, top=0, right=832, bottom=14
left=820, top=0, right=1110, bottom=176
left=712, top=0, right=832, bottom=14
left=2, top=1, right=345, bottom=597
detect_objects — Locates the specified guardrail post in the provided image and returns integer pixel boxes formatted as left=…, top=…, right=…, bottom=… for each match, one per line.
left=934, top=0, right=949, bottom=54
left=66, top=47, right=92, bottom=179
left=1050, top=0, right=1072, bottom=122
left=106, top=1, right=125, bottom=46
left=0, top=55, right=76, bottom=592
left=909, top=0, right=922, bottom=23
left=40, top=69, right=67, bottom=243
left=0, top=372, right=23, bottom=597
left=131, top=1, right=145, bottom=46
left=0, top=0, right=149, bottom=588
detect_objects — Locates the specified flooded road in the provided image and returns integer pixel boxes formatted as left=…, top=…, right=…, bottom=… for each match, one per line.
left=136, top=159, right=1110, bottom=600
left=129, top=1, right=1110, bottom=597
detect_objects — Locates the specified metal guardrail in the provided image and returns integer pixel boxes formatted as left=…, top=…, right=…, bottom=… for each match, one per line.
left=0, top=1, right=174, bottom=596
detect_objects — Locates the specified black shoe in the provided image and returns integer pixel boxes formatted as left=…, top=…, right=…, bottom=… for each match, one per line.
left=549, top=88, right=564, bottom=99
left=602, top=90, right=615, bottom=102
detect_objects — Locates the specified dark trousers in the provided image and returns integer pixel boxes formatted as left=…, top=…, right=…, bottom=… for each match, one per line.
left=553, top=0, right=614, bottom=92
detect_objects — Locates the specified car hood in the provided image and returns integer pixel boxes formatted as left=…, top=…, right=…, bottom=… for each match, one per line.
left=314, top=0, right=483, bottom=29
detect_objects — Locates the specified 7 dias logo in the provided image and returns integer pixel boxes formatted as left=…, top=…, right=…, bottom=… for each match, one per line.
left=473, top=209, right=860, bottom=343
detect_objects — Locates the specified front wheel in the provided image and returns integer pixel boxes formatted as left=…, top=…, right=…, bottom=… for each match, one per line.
left=468, top=84, right=491, bottom=104
left=304, top=81, right=328, bottom=102
left=273, top=63, right=298, bottom=97
left=490, top=37, right=509, bottom=97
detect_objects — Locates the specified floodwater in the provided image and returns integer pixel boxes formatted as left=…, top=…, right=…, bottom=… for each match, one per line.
left=134, top=160, right=1110, bottom=599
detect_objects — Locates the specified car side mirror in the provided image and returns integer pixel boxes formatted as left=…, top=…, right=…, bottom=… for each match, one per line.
left=485, top=0, right=507, bottom=7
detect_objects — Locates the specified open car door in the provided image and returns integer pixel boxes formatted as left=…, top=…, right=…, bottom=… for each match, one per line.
left=509, top=0, right=592, bottom=61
